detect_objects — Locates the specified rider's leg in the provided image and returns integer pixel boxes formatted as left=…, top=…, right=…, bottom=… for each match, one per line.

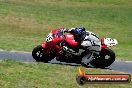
left=81, top=45, right=101, bottom=67
left=81, top=52, right=94, bottom=66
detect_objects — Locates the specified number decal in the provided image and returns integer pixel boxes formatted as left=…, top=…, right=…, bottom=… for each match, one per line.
left=104, top=38, right=118, bottom=47
left=107, top=38, right=114, bottom=42
left=46, top=33, right=53, bottom=42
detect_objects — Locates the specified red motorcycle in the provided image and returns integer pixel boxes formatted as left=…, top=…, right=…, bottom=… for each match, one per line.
left=32, top=28, right=118, bottom=68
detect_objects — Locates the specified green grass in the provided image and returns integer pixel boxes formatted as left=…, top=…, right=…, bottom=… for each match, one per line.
left=0, top=0, right=132, bottom=60
left=0, top=1, right=131, bottom=87
left=0, top=59, right=131, bottom=88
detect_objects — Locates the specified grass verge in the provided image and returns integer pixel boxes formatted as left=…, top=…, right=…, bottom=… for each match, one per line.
left=0, top=59, right=131, bottom=88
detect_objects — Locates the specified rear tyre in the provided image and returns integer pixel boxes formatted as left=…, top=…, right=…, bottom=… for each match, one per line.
left=90, top=48, right=115, bottom=68
left=32, top=45, right=55, bottom=63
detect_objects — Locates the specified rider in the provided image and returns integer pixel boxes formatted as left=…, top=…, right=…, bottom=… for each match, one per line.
left=61, top=27, right=101, bottom=67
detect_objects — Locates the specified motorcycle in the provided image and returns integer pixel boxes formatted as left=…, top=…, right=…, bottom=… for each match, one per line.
left=32, top=28, right=118, bottom=68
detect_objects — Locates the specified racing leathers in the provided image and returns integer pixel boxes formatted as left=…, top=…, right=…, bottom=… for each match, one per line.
left=62, top=28, right=101, bottom=66
left=80, top=31, right=101, bottom=66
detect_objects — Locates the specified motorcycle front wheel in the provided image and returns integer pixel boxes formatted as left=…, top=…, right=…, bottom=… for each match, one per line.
left=32, top=45, right=55, bottom=63
left=90, top=48, right=115, bottom=68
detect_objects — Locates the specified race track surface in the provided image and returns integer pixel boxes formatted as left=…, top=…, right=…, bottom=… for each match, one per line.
left=0, top=51, right=132, bottom=73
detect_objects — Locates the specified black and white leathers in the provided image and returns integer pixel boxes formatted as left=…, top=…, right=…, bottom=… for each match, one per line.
left=63, top=28, right=101, bottom=65
left=81, top=31, right=101, bottom=65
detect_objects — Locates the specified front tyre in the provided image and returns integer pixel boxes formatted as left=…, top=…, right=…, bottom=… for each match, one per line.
left=90, top=48, right=115, bottom=68
left=32, top=45, right=55, bottom=63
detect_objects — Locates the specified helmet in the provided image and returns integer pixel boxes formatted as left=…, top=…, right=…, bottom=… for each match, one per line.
left=71, top=27, right=86, bottom=42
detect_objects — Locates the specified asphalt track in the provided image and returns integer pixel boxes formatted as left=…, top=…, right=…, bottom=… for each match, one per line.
left=0, top=51, right=132, bottom=73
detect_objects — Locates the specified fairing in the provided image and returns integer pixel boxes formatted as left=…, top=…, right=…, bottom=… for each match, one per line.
left=65, top=34, right=80, bottom=48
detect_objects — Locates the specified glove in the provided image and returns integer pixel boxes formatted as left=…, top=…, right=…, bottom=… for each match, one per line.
left=63, top=28, right=75, bottom=33
left=69, top=28, right=75, bottom=31
left=63, top=28, right=69, bottom=33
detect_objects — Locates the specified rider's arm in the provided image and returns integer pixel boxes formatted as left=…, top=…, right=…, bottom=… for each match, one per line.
left=63, top=28, right=76, bottom=33
left=80, top=33, right=92, bottom=48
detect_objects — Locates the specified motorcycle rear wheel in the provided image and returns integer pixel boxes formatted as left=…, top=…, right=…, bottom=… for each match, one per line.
left=90, top=48, right=115, bottom=68
left=32, top=45, right=55, bottom=63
